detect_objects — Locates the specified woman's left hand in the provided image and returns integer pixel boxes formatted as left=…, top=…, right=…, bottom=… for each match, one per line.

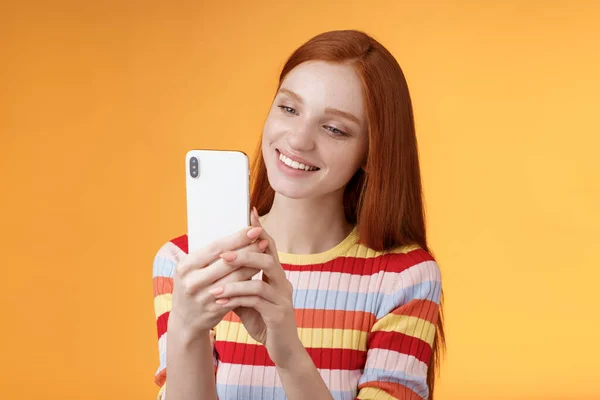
left=210, top=208, right=302, bottom=369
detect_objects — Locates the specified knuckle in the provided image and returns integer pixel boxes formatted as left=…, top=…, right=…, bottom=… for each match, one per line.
left=206, top=302, right=221, bottom=313
left=232, top=233, right=250, bottom=249
left=225, top=270, right=240, bottom=282
left=217, top=273, right=237, bottom=286
left=202, top=239, right=222, bottom=255
left=194, top=292, right=204, bottom=303
left=255, top=281, right=267, bottom=293
left=227, top=269, right=247, bottom=282
left=284, top=296, right=293, bottom=307
left=280, top=284, right=293, bottom=300
left=182, top=280, right=196, bottom=296
left=237, top=244, right=250, bottom=254
left=175, top=262, right=187, bottom=278
left=221, top=283, right=232, bottom=294
left=207, top=243, right=223, bottom=258
left=233, top=251, right=245, bottom=262
left=249, top=297, right=260, bottom=307
left=246, top=240, right=262, bottom=253
left=204, top=304, right=218, bottom=315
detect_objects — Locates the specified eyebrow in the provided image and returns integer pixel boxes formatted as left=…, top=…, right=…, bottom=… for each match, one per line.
left=278, top=88, right=362, bottom=126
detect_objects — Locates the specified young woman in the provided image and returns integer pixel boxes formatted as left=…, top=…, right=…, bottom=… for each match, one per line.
left=152, top=29, right=445, bottom=400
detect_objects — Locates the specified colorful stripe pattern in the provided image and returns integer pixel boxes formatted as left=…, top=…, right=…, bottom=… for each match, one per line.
left=153, top=229, right=442, bottom=399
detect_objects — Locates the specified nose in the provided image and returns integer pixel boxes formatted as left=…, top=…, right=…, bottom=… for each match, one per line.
left=286, top=127, right=316, bottom=152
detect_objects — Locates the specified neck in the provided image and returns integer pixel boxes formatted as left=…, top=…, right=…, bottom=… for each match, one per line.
left=260, top=190, right=354, bottom=255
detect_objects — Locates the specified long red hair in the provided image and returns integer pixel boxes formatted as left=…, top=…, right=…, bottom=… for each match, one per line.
left=250, top=30, right=446, bottom=399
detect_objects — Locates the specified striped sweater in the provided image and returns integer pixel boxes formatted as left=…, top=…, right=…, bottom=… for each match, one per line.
left=153, top=227, right=442, bottom=400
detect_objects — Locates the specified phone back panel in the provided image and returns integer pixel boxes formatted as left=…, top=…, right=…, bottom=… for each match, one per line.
left=185, top=149, right=250, bottom=254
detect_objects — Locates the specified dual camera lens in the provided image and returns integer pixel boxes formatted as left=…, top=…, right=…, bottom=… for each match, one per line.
left=189, top=157, right=199, bottom=178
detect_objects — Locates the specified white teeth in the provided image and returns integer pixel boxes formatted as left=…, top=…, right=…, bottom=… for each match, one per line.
left=279, top=152, right=318, bottom=171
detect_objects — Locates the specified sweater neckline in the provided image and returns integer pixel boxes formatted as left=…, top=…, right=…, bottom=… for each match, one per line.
left=277, top=226, right=359, bottom=265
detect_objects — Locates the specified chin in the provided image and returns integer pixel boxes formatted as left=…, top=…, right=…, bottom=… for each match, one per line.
left=267, top=174, right=315, bottom=200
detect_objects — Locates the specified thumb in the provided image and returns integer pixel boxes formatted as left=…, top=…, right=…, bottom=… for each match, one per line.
left=250, top=206, right=261, bottom=228
left=250, top=207, right=279, bottom=263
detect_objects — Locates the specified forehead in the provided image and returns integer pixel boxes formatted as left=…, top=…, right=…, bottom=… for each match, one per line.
left=280, top=61, right=366, bottom=118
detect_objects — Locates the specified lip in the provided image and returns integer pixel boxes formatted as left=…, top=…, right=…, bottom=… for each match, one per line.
left=276, top=149, right=319, bottom=169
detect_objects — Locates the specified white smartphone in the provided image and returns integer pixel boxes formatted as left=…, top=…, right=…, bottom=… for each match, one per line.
left=185, top=149, right=250, bottom=254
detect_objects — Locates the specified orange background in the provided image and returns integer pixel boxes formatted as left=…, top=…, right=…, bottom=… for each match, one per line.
left=1, top=1, right=599, bottom=399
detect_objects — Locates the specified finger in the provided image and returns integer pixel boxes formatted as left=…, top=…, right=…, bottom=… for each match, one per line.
left=211, top=280, right=279, bottom=304
left=250, top=206, right=260, bottom=227
left=178, top=226, right=264, bottom=275
left=215, top=295, right=272, bottom=315
left=184, top=241, right=266, bottom=293
left=185, top=263, right=255, bottom=296
left=221, top=251, right=287, bottom=284
left=211, top=265, right=260, bottom=288
left=251, top=207, right=280, bottom=262
left=190, top=239, right=268, bottom=294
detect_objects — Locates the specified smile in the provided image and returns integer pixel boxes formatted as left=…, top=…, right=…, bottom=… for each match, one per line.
left=277, top=150, right=319, bottom=171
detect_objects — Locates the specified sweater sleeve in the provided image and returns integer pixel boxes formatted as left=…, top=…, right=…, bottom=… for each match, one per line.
left=152, top=238, right=218, bottom=400
left=356, top=247, right=442, bottom=400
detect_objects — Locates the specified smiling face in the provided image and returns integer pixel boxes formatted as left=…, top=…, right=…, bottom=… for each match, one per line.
left=261, top=60, right=369, bottom=200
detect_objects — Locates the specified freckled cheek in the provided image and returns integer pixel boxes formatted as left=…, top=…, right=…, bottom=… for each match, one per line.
left=262, top=118, right=288, bottom=143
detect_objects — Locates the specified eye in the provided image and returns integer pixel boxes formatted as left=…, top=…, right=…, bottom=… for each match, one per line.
left=278, top=105, right=298, bottom=115
left=325, top=126, right=348, bottom=136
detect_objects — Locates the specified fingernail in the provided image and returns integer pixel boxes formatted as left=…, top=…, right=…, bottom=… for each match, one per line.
left=219, top=251, right=237, bottom=262
left=247, top=227, right=262, bottom=239
left=258, top=239, right=269, bottom=251
left=208, top=287, right=224, bottom=296
left=215, top=298, right=230, bottom=305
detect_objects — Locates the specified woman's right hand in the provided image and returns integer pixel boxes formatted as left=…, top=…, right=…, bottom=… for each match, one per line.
left=169, top=226, right=268, bottom=339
